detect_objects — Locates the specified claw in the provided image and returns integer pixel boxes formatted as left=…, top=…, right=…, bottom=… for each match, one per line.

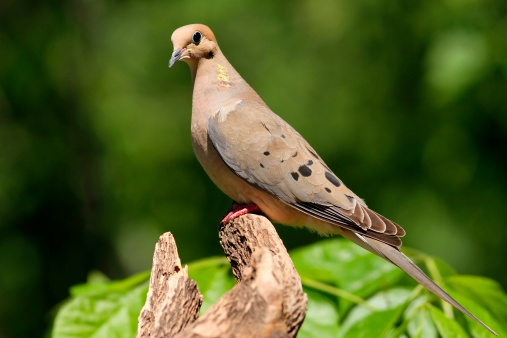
left=221, top=203, right=262, bottom=224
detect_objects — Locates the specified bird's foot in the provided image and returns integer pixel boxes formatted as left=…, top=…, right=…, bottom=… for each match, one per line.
left=221, top=202, right=262, bottom=224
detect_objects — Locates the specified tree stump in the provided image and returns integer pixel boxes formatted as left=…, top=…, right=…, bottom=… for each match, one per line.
left=137, top=214, right=308, bottom=337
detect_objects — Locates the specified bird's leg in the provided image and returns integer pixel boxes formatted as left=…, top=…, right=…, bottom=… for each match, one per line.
left=221, top=202, right=263, bottom=224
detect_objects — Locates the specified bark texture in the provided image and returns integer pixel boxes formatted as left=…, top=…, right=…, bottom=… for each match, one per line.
left=137, top=214, right=307, bottom=338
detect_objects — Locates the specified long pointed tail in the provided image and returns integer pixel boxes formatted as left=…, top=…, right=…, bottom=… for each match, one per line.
left=351, top=232, right=497, bottom=335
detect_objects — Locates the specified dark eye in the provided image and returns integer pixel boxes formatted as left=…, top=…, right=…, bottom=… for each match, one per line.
left=191, top=31, right=202, bottom=45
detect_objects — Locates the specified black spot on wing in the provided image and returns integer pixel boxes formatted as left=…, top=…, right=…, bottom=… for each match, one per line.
left=291, top=172, right=299, bottom=181
left=325, top=172, right=341, bottom=187
left=307, top=160, right=313, bottom=166
left=298, top=165, right=312, bottom=177
left=260, top=163, right=264, bottom=168
left=325, top=187, right=331, bottom=193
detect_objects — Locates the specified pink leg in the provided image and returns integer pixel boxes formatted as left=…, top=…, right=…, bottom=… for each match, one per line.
left=221, top=203, right=262, bottom=224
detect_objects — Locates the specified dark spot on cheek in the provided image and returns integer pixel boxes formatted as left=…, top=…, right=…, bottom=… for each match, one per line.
left=325, top=172, right=341, bottom=187
left=298, top=165, right=312, bottom=177
left=260, top=163, right=264, bottom=168
left=325, top=187, right=332, bottom=193
left=263, top=151, right=270, bottom=156
left=291, top=172, right=299, bottom=181
left=207, top=51, right=214, bottom=59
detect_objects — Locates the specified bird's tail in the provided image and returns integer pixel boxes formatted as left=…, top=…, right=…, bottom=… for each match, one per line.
left=345, top=231, right=497, bottom=335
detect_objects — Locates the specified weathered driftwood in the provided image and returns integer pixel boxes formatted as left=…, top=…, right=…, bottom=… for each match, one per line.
left=137, top=232, right=202, bottom=337
left=137, top=214, right=307, bottom=338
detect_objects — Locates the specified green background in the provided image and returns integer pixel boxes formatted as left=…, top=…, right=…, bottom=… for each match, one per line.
left=1, top=0, right=506, bottom=337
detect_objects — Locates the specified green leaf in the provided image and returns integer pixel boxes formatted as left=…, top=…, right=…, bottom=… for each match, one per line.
left=53, top=280, right=148, bottom=338
left=70, top=271, right=150, bottom=297
left=291, top=238, right=357, bottom=283
left=291, top=239, right=404, bottom=301
left=447, top=291, right=506, bottom=338
left=187, top=256, right=235, bottom=314
left=400, top=293, right=438, bottom=338
left=338, top=288, right=411, bottom=338
left=298, top=289, right=340, bottom=338
left=407, top=306, right=438, bottom=338
left=300, top=276, right=374, bottom=310
left=430, top=305, right=470, bottom=338
left=446, top=275, right=507, bottom=324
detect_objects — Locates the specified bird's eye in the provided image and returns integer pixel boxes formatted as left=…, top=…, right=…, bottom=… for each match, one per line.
left=191, top=31, right=203, bottom=45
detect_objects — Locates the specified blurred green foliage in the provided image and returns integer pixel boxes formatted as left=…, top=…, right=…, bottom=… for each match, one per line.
left=1, top=0, right=506, bottom=337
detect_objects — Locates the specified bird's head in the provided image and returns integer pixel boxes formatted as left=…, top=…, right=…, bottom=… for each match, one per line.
left=169, top=24, right=218, bottom=68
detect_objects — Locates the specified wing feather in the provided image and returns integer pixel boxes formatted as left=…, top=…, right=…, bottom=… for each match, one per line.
left=208, top=100, right=404, bottom=248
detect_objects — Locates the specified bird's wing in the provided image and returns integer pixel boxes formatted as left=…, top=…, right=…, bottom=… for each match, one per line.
left=208, top=99, right=405, bottom=248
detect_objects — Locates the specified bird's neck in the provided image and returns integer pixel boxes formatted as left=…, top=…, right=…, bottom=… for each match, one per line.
left=191, top=52, right=248, bottom=119
left=190, top=51, right=252, bottom=159
left=192, top=52, right=243, bottom=91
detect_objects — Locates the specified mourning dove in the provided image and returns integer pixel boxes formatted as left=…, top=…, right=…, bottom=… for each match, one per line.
left=169, top=24, right=496, bottom=335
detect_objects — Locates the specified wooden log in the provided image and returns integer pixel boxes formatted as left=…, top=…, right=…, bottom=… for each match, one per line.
left=218, top=214, right=307, bottom=337
left=137, top=214, right=307, bottom=337
left=137, top=232, right=202, bottom=337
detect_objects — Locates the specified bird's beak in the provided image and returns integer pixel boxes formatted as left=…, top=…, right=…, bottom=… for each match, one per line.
left=169, top=48, right=187, bottom=68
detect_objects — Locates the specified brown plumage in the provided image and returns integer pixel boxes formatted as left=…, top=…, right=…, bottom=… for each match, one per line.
left=169, top=24, right=496, bottom=335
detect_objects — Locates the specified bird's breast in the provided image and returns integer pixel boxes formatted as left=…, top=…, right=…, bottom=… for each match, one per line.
left=190, top=111, right=246, bottom=203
